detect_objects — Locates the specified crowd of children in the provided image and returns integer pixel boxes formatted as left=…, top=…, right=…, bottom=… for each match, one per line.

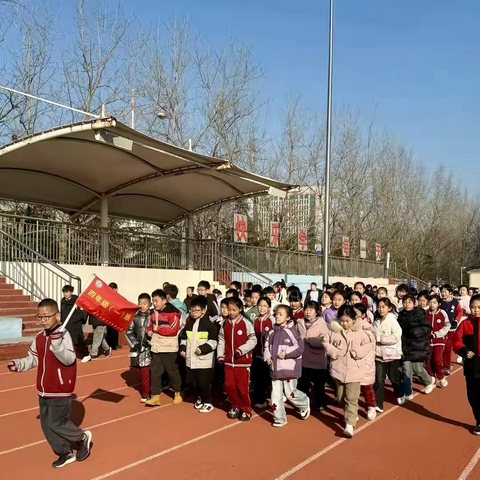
left=7, top=278, right=480, bottom=468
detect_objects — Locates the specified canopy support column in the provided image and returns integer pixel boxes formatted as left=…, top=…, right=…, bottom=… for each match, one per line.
left=100, top=195, right=109, bottom=266
left=187, top=215, right=194, bottom=270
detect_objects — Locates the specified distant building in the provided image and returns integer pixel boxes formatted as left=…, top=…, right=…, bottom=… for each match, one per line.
left=253, top=186, right=323, bottom=250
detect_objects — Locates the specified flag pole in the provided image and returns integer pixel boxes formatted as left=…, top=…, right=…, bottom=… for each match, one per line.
left=58, top=274, right=96, bottom=332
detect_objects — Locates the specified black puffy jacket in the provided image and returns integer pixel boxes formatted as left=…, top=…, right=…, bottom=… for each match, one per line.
left=397, top=307, right=432, bottom=362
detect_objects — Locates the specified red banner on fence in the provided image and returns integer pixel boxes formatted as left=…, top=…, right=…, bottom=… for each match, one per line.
left=270, top=222, right=280, bottom=248
left=342, top=236, right=350, bottom=257
left=298, top=228, right=308, bottom=252
left=234, top=213, right=248, bottom=243
left=76, top=276, right=138, bottom=332
left=375, top=243, right=382, bottom=261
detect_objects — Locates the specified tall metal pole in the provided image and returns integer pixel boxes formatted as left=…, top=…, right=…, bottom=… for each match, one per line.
left=322, top=0, right=334, bottom=288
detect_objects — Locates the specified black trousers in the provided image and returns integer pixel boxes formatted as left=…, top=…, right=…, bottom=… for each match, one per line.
left=106, top=326, right=119, bottom=349
left=466, top=376, right=480, bottom=425
left=298, top=367, right=328, bottom=408
left=186, top=367, right=214, bottom=403
left=150, top=352, right=182, bottom=394
left=374, top=360, right=403, bottom=409
left=67, top=328, right=89, bottom=357
left=251, top=356, right=271, bottom=404
left=39, top=397, right=83, bottom=456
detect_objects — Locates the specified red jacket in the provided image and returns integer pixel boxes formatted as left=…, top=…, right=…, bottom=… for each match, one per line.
left=426, top=309, right=451, bottom=346
left=453, top=315, right=480, bottom=378
left=253, top=314, right=274, bottom=358
left=15, top=326, right=77, bottom=397
left=217, top=315, right=257, bottom=367
left=293, top=309, right=304, bottom=320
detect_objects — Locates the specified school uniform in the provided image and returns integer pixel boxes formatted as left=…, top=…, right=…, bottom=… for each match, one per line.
left=252, top=314, right=274, bottom=405
left=425, top=309, right=450, bottom=380
left=217, top=315, right=257, bottom=414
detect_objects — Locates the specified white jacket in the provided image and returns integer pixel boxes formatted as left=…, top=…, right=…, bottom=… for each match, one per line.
left=373, top=312, right=402, bottom=362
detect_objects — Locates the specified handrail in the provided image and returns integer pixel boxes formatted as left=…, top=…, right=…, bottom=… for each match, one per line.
left=216, top=249, right=273, bottom=286
left=0, top=228, right=82, bottom=302
left=0, top=229, right=82, bottom=283
left=393, top=266, right=430, bottom=289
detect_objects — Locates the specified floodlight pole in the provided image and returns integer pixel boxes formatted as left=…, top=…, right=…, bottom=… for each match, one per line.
left=322, top=0, right=334, bottom=288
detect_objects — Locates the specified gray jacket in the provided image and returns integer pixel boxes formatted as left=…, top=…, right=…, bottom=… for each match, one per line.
left=125, top=310, right=152, bottom=367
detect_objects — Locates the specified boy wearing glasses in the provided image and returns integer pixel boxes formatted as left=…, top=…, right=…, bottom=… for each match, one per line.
left=179, top=296, right=218, bottom=413
left=7, top=299, right=92, bottom=468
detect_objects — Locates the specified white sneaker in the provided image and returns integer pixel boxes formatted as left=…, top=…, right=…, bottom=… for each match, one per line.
left=367, top=407, right=377, bottom=421
left=343, top=424, right=354, bottom=438
left=140, top=397, right=149, bottom=403
left=272, top=421, right=287, bottom=428
left=300, top=397, right=311, bottom=420
left=439, top=378, right=448, bottom=388
left=375, top=406, right=384, bottom=413
left=194, top=398, right=204, bottom=410
left=397, top=395, right=407, bottom=405
left=424, top=379, right=436, bottom=394
left=199, top=403, right=214, bottom=413
left=407, top=394, right=414, bottom=401
left=457, top=356, right=463, bottom=365
left=81, top=355, right=91, bottom=363
left=283, top=395, right=287, bottom=403
left=254, top=402, right=268, bottom=409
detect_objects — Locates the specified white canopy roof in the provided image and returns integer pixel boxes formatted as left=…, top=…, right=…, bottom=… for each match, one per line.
left=0, top=118, right=294, bottom=227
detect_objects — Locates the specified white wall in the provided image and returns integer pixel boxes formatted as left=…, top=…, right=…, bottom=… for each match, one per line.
left=61, top=265, right=216, bottom=304
left=2, top=262, right=216, bottom=304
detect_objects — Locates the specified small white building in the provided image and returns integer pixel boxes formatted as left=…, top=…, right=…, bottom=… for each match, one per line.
left=468, top=269, right=480, bottom=288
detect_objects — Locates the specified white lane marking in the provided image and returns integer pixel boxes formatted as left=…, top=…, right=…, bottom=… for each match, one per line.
left=0, top=383, right=141, bottom=418
left=90, top=414, right=265, bottom=479
left=0, top=367, right=128, bottom=394
left=0, top=401, right=173, bottom=456
left=275, top=368, right=462, bottom=479
left=458, top=445, right=480, bottom=480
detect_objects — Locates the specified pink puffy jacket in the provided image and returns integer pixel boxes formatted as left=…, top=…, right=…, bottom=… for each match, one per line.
left=303, top=316, right=329, bottom=370
left=323, top=319, right=374, bottom=384
left=360, top=317, right=376, bottom=386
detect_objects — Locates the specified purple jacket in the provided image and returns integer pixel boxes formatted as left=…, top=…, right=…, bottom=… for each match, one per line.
left=323, top=306, right=338, bottom=328
left=264, top=320, right=304, bottom=380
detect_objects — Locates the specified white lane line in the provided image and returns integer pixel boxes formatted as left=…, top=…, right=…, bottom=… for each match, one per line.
left=90, top=413, right=266, bottom=480
left=0, top=354, right=129, bottom=376
left=458, top=446, right=480, bottom=480
left=0, top=383, right=141, bottom=418
left=0, top=367, right=128, bottom=394
left=275, top=368, right=462, bottom=480
left=0, top=401, right=174, bottom=456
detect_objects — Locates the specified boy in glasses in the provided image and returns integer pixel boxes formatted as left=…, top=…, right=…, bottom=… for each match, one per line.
left=7, top=298, right=92, bottom=468
left=179, top=296, right=218, bottom=413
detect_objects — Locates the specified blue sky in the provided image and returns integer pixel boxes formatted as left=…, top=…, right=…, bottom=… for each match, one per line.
left=51, top=0, right=480, bottom=191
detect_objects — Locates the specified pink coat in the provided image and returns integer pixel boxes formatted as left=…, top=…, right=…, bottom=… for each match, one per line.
left=324, top=320, right=374, bottom=384
left=303, top=316, right=329, bottom=370
left=360, top=318, right=376, bottom=386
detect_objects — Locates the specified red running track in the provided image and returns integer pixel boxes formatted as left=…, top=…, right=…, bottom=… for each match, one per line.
left=0, top=352, right=479, bottom=480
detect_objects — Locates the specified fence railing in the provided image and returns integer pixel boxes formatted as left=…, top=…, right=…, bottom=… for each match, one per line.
left=0, top=213, right=391, bottom=279
left=392, top=266, right=430, bottom=291
left=0, top=227, right=82, bottom=303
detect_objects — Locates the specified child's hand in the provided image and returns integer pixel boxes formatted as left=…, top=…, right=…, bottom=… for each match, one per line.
left=234, top=349, right=242, bottom=359
left=180, top=351, right=186, bottom=358
left=218, top=357, right=225, bottom=364
left=351, top=350, right=357, bottom=359
left=7, top=361, right=17, bottom=372
left=147, top=331, right=153, bottom=337
left=278, top=351, right=286, bottom=360
left=194, top=347, right=202, bottom=356
left=266, top=358, right=273, bottom=366
left=467, top=351, right=475, bottom=359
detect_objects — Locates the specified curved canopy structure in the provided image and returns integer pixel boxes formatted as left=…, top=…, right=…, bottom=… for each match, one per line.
left=0, top=118, right=294, bottom=227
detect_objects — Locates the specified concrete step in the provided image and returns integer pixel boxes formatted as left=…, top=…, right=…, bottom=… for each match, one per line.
left=0, top=301, right=37, bottom=308
left=0, top=307, right=38, bottom=316
left=0, top=283, right=14, bottom=290
left=0, top=293, right=30, bottom=301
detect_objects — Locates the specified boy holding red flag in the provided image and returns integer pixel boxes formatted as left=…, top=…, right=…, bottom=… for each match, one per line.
left=7, top=299, right=92, bottom=468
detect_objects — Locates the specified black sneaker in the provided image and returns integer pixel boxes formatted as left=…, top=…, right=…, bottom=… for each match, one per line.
left=239, top=411, right=252, bottom=422
left=473, top=425, right=480, bottom=436
left=104, top=348, right=112, bottom=358
left=227, top=408, right=241, bottom=419
left=52, top=452, right=76, bottom=468
left=76, top=430, right=92, bottom=462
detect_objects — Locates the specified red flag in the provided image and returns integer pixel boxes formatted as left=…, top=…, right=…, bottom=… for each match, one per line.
left=76, top=276, right=138, bottom=332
